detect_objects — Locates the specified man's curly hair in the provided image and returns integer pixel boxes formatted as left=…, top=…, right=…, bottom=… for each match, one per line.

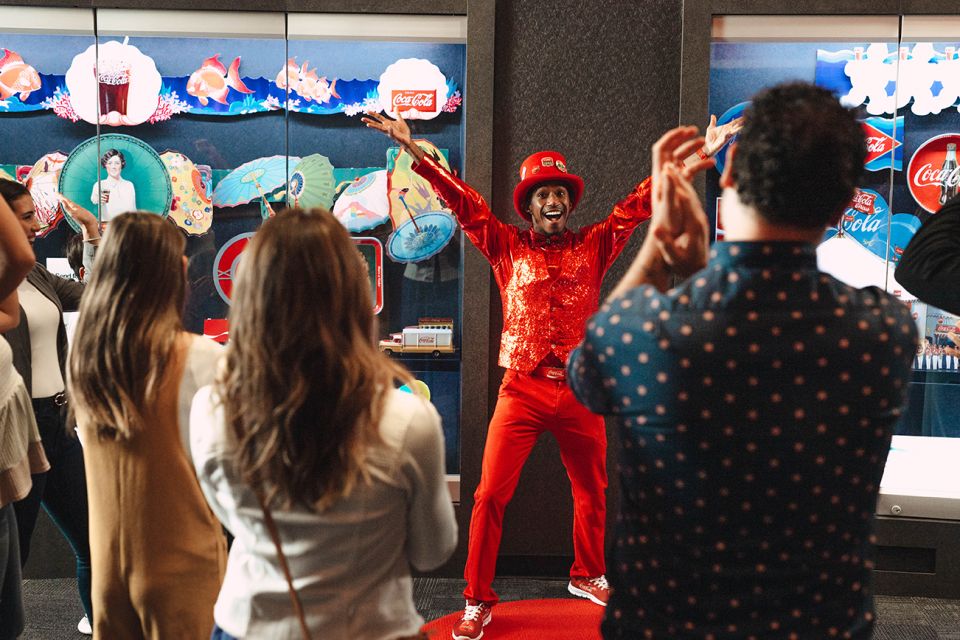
left=732, top=82, right=865, bottom=230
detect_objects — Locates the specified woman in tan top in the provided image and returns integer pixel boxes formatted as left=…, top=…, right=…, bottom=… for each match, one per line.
left=68, top=213, right=226, bottom=639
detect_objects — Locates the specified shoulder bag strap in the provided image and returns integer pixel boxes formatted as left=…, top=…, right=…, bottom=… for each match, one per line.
left=256, top=492, right=313, bottom=640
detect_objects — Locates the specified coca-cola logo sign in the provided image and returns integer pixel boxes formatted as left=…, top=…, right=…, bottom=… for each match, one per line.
left=907, top=133, right=960, bottom=212
left=850, top=189, right=878, bottom=214
left=391, top=90, right=437, bottom=113
left=840, top=188, right=888, bottom=256
left=860, top=116, right=903, bottom=172
left=377, top=58, right=448, bottom=120
left=866, top=136, right=891, bottom=155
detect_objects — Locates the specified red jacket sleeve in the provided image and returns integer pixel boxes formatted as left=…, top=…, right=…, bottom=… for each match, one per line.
left=581, top=176, right=653, bottom=272
left=413, top=155, right=513, bottom=266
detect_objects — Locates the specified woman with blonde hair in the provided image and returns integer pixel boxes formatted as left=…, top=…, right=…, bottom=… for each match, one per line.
left=191, top=208, right=456, bottom=640
left=68, top=212, right=225, bottom=639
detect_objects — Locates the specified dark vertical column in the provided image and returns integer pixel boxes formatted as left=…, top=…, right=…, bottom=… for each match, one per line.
left=488, top=0, right=684, bottom=572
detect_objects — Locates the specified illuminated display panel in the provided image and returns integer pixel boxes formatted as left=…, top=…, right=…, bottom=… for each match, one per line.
left=708, top=15, right=960, bottom=515
left=1, top=9, right=468, bottom=476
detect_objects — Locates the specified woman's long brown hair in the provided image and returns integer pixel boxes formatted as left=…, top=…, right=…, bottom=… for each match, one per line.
left=68, top=213, right=186, bottom=439
left=217, top=208, right=412, bottom=510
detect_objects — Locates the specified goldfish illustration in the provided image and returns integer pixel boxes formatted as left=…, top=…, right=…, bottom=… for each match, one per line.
left=274, top=58, right=340, bottom=104
left=275, top=58, right=300, bottom=92
left=0, top=49, right=42, bottom=102
left=186, top=55, right=253, bottom=106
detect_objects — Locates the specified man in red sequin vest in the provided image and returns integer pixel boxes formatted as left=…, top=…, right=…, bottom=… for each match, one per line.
left=365, top=111, right=735, bottom=640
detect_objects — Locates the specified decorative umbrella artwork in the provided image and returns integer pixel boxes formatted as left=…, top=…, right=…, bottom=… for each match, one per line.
left=25, top=152, right=67, bottom=238
left=213, top=155, right=300, bottom=210
left=0, top=168, right=16, bottom=182
left=387, top=210, right=457, bottom=264
left=384, top=140, right=457, bottom=263
left=161, top=151, right=213, bottom=235
left=58, top=133, right=172, bottom=229
left=332, top=170, right=390, bottom=233
left=287, top=154, right=336, bottom=210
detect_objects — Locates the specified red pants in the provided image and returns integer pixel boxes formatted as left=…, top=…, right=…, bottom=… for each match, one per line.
left=463, top=370, right=607, bottom=604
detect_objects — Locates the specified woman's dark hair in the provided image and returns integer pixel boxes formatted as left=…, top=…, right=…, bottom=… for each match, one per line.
left=0, top=178, right=30, bottom=202
left=100, top=149, right=126, bottom=169
left=732, top=82, right=866, bottom=229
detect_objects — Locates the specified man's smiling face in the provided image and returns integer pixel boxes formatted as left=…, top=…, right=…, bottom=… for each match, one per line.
left=527, top=182, right=572, bottom=236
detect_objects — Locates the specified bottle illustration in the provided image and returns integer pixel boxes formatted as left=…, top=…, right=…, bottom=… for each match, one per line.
left=940, top=143, right=959, bottom=206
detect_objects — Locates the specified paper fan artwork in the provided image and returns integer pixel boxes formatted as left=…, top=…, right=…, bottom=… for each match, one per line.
left=332, top=170, right=390, bottom=233
left=287, top=154, right=336, bottom=210
left=58, top=133, right=171, bottom=229
left=0, top=168, right=16, bottom=182
left=161, top=151, right=213, bottom=235
left=25, top=152, right=68, bottom=238
left=213, top=155, right=300, bottom=208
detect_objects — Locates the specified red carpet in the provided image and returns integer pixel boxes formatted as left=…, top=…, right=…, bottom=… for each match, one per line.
left=423, top=599, right=604, bottom=639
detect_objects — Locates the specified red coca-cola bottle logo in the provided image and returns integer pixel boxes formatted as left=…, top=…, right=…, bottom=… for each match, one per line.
left=907, top=133, right=960, bottom=212
left=391, top=90, right=437, bottom=114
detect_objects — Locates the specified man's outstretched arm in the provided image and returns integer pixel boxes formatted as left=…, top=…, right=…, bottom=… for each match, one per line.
left=363, top=111, right=511, bottom=263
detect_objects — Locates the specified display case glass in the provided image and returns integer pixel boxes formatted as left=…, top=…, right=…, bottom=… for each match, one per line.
left=0, top=8, right=468, bottom=476
left=708, top=15, right=960, bottom=515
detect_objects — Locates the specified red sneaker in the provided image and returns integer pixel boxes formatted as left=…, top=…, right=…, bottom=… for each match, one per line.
left=568, top=575, right=610, bottom=606
left=452, top=599, right=493, bottom=640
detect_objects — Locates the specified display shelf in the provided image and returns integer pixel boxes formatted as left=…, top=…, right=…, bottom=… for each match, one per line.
left=878, top=435, right=960, bottom=521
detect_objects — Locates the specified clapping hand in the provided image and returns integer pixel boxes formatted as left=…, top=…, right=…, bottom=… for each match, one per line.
left=651, top=165, right=709, bottom=279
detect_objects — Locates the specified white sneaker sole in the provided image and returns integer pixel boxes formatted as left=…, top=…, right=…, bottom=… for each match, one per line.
left=451, top=610, right=491, bottom=640
left=568, top=581, right=608, bottom=607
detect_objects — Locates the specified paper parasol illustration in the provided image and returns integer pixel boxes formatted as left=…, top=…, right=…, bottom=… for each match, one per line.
left=387, top=211, right=457, bottom=264
left=25, top=152, right=67, bottom=238
left=332, top=170, right=390, bottom=233
left=384, top=141, right=457, bottom=262
left=213, top=155, right=300, bottom=209
left=161, top=151, right=213, bottom=236
left=287, top=154, right=336, bottom=209
left=58, top=133, right=172, bottom=230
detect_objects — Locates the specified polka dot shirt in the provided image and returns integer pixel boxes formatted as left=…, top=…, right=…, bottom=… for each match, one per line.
left=567, top=242, right=918, bottom=639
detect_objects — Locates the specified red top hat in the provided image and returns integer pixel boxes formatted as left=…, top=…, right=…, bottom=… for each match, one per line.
left=512, top=151, right=584, bottom=221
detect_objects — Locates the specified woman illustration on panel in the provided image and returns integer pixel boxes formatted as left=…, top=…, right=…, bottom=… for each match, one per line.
left=90, top=149, right=136, bottom=222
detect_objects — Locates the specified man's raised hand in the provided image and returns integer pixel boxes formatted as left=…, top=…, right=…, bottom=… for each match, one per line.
left=703, top=114, right=743, bottom=157
left=362, top=111, right=425, bottom=163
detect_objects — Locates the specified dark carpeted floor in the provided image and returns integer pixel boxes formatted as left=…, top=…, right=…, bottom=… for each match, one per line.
left=20, top=576, right=960, bottom=638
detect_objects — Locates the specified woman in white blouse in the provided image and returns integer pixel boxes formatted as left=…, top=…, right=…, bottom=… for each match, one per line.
left=191, top=208, right=457, bottom=640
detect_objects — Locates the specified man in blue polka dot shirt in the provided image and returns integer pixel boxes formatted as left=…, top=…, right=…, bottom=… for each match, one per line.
left=567, top=82, right=919, bottom=639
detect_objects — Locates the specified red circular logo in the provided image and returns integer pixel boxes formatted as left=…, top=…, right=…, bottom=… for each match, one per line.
left=213, top=232, right=255, bottom=304
left=907, top=133, right=960, bottom=213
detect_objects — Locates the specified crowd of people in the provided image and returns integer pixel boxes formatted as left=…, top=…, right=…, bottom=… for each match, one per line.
left=0, top=79, right=929, bottom=640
